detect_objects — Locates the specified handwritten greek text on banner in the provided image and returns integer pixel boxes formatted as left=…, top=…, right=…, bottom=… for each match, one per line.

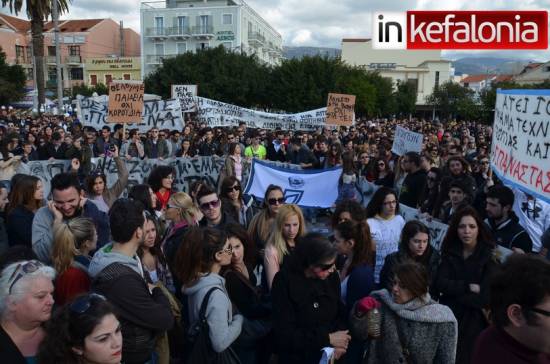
left=391, top=125, right=423, bottom=156
left=491, top=89, right=550, bottom=204
left=244, top=159, right=342, bottom=208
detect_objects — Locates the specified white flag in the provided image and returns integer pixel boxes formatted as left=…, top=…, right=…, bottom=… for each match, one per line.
left=244, top=160, right=342, bottom=208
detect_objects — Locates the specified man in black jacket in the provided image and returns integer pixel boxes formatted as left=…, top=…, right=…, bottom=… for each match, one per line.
left=197, top=184, right=236, bottom=229
left=399, top=152, right=427, bottom=208
left=485, top=185, right=533, bottom=253
left=266, top=129, right=287, bottom=162
left=89, top=199, right=174, bottom=364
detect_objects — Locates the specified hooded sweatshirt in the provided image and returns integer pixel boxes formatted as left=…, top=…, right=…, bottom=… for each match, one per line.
left=182, top=273, right=243, bottom=353
left=90, top=244, right=174, bottom=364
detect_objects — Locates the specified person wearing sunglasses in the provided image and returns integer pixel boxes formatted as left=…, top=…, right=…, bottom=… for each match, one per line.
left=248, top=185, right=285, bottom=251
left=219, top=176, right=254, bottom=228
left=0, top=260, right=56, bottom=364
left=197, top=184, right=236, bottom=230
left=264, top=204, right=306, bottom=290
left=272, top=233, right=350, bottom=363
left=175, top=227, right=243, bottom=356
left=472, top=255, right=550, bottom=363
left=89, top=199, right=174, bottom=364
left=373, top=158, right=394, bottom=188
left=38, top=294, right=123, bottom=364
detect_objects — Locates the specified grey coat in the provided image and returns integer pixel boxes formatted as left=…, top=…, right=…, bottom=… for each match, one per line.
left=353, top=289, right=457, bottom=364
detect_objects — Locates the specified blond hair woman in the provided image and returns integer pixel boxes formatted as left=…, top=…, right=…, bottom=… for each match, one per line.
left=51, top=217, right=97, bottom=305
left=264, top=204, right=306, bottom=290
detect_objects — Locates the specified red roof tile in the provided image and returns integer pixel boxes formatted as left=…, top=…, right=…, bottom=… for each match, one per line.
left=0, top=13, right=30, bottom=33
left=461, top=74, right=496, bottom=83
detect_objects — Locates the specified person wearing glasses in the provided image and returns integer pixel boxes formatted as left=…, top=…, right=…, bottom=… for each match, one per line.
left=89, top=199, right=174, bottom=364
left=175, top=227, right=243, bottom=355
left=147, top=165, right=176, bottom=211
left=197, top=185, right=236, bottom=230
left=219, top=177, right=253, bottom=228
left=0, top=260, right=56, bottom=364
left=272, top=233, right=350, bottom=364
left=472, top=255, right=550, bottom=363
left=38, top=293, right=123, bottom=364
left=248, top=185, right=285, bottom=251
left=366, top=187, right=406, bottom=285
left=373, top=158, right=394, bottom=188
left=435, top=206, right=498, bottom=364
left=264, top=204, right=306, bottom=290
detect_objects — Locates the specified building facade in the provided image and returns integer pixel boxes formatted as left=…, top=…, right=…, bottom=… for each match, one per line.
left=0, top=14, right=140, bottom=90
left=141, top=0, right=283, bottom=77
left=85, top=57, right=141, bottom=86
left=341, top=38, right=453, bottom=107
left=513, top=62, right=550, bottom=85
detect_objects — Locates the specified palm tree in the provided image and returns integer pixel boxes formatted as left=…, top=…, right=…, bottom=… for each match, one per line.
left=1, top=0, right=70, bottom=106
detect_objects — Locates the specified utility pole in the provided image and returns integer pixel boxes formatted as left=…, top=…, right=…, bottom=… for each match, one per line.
left=52, top=0, right=64, bottom=114
left=30, top=42, right=38, bottom=111
left=120, top=21, right=125, bottom=57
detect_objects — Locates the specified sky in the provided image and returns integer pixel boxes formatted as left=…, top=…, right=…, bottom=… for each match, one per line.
left=2, top=0, right=550, bottom=61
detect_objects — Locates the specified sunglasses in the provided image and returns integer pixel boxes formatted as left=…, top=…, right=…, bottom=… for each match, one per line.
left=8, top=260, right=44, bottom=294
left=268, top=197, right=285, bottom=205
left=530, top=307, right=550, bottom=317
left=70, top=293, right=107, bottom=314
left=317, top=262, right=335, bottom=272
left=225, top=185, right=240, bottom=193
left=200, top=199, right=220, bottom=210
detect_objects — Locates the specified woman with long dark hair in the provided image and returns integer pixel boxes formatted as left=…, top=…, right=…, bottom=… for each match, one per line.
left=373, top=158, right=394, bottom=188
left=38, top=294, right=122, bottom=364
left=419, top=167, right=442, bottom=215
left=6, top=175, right=44, bottom=248
left=379, top=220, right=441, bottom=298
left=435, top=206, right=497, bottom=364
left=147, top=165, right=176, bottom=211
left=128, top=184, right=158, bottom=216
left=219, top=176, right=253, bottom=228
left=366, top=187, right=405, bottom=285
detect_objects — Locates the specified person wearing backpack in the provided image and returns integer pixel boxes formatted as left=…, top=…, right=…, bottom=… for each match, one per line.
left=174, top=226, right=243, bottom=362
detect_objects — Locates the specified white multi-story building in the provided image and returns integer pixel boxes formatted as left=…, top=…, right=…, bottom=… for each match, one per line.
left=140, top=0, right=283, bottom=77
left=341, top=38, right=453, bottom=107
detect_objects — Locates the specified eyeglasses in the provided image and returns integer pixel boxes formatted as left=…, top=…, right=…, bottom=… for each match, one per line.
left=166, top=204, right=179, bottom=210
left=219, top=245, right=233, bottom=255
left=225, top=185, right=240, bottom=193
left=530, top=307, right=550, bottom=317
left=317, top=263, right=336, bottom=272
left=268, top=197, right=285, bottom=205
left=8, top=260, right=44, bottom=294
left=70, top=293, right=107, bottom=314
left=200, top=199, right=220, bottom=210
left=383, top=200, right=397, bottom=206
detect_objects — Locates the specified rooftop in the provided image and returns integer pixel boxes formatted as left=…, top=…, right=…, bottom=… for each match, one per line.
left=0, top=13, right=31, bottom=33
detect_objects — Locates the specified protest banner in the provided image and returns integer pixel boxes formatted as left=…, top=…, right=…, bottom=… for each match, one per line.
left=78, top=97, right=184, bottom=132
left=195, top=96, right=328, bottom=131
left=391, top=125, right=423, bottom=156
left=171, top=84, right=198, bottom=112
left=107, top=81, right=145, bottom=123
left=491, top=89, right=550, bottom=204
left=244, top=159, right=342, bottom=208
left=326, top=93, right=356, bottom=126
left=399, top=204, right=449, bottom=251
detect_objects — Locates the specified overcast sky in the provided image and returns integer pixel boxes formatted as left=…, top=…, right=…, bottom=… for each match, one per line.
left=2, top=0, right=550, bottom=60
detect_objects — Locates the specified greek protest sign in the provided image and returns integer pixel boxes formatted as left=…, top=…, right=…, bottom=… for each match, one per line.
left=391, top=125, right=423, bottom=156
left=77, top=97, right=184, bottom=132
left=195, top=96, right=327, bottom=131
left=399, top=204, right=449, bottom=251
left=172, top=85, right=198, bottom=112
left=326, top=93, right=356, bottom=126
left=107, top=81, right=145, bottom=123
left=491, top=89, right=550, bottom=204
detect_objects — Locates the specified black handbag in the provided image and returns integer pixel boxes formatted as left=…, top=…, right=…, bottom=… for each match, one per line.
left=185, top=287, right=242, bottom=364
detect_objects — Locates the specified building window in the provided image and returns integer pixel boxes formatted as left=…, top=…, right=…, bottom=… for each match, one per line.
left=124, top=74, right=131, bottom=80
left=68, top=46, right=80, bottom=56
left=15, top=45, right=25, bottom=62
left=198, top=15, right=210, bottom=33
left=90, top=74, right=97, bottom=86
left=177, top=43, right=187, bottom=54
left=177, top=16, right=187, bottom=32
left=26, top=68, right=33, bottom=80
left=435, top=71, right=440, bottom=88
left=155, top=43, right=164, bottom=56
left=69, top=68, right=83, bottom=80
left=545, top=66, right=550, bottom=72
left=155, top=17, right=164, bottom=34
left=48, top=46, right=56, bottom=56
left=48, top=67, right=57, bottom=81
left=105, top=75, right=112, bottom=84
left=196, top=42, right=209, bottom=51
left=223, top=14, right=232, bottom=25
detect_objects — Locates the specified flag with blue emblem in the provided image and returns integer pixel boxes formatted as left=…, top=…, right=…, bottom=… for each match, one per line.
left=244, top=160, right=342, bottom=208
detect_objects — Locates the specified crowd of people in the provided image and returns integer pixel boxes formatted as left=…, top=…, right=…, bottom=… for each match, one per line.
left=0, top=105, right=549, bottom=364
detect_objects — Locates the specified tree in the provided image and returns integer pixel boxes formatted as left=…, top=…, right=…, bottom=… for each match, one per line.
left=1, top=0, right=70, bottom=107
left=426, top=81, right=478, bottom=120
left=394, top=80, right=417, bottom=117
left=0, top=47, right=26, bottom=105
left=71, top=83, right=108, bottom=98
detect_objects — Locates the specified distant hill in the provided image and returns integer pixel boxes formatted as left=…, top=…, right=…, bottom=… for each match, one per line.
left=283, top=46, right=341, bottom=59
left=452, top=57, right=534, bottom=75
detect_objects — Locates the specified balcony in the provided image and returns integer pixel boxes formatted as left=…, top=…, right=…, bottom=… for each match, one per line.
left=46, top=56, right=57, bottom=64
left=66, top=55, right=82, bottom=64
left=145, top=27, right=169, bottom=40
left=248, top=32, right=265, bottom=47
left=167, top=26, right=191, bottom=40
left=191, top=25, right=214, bottom=39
